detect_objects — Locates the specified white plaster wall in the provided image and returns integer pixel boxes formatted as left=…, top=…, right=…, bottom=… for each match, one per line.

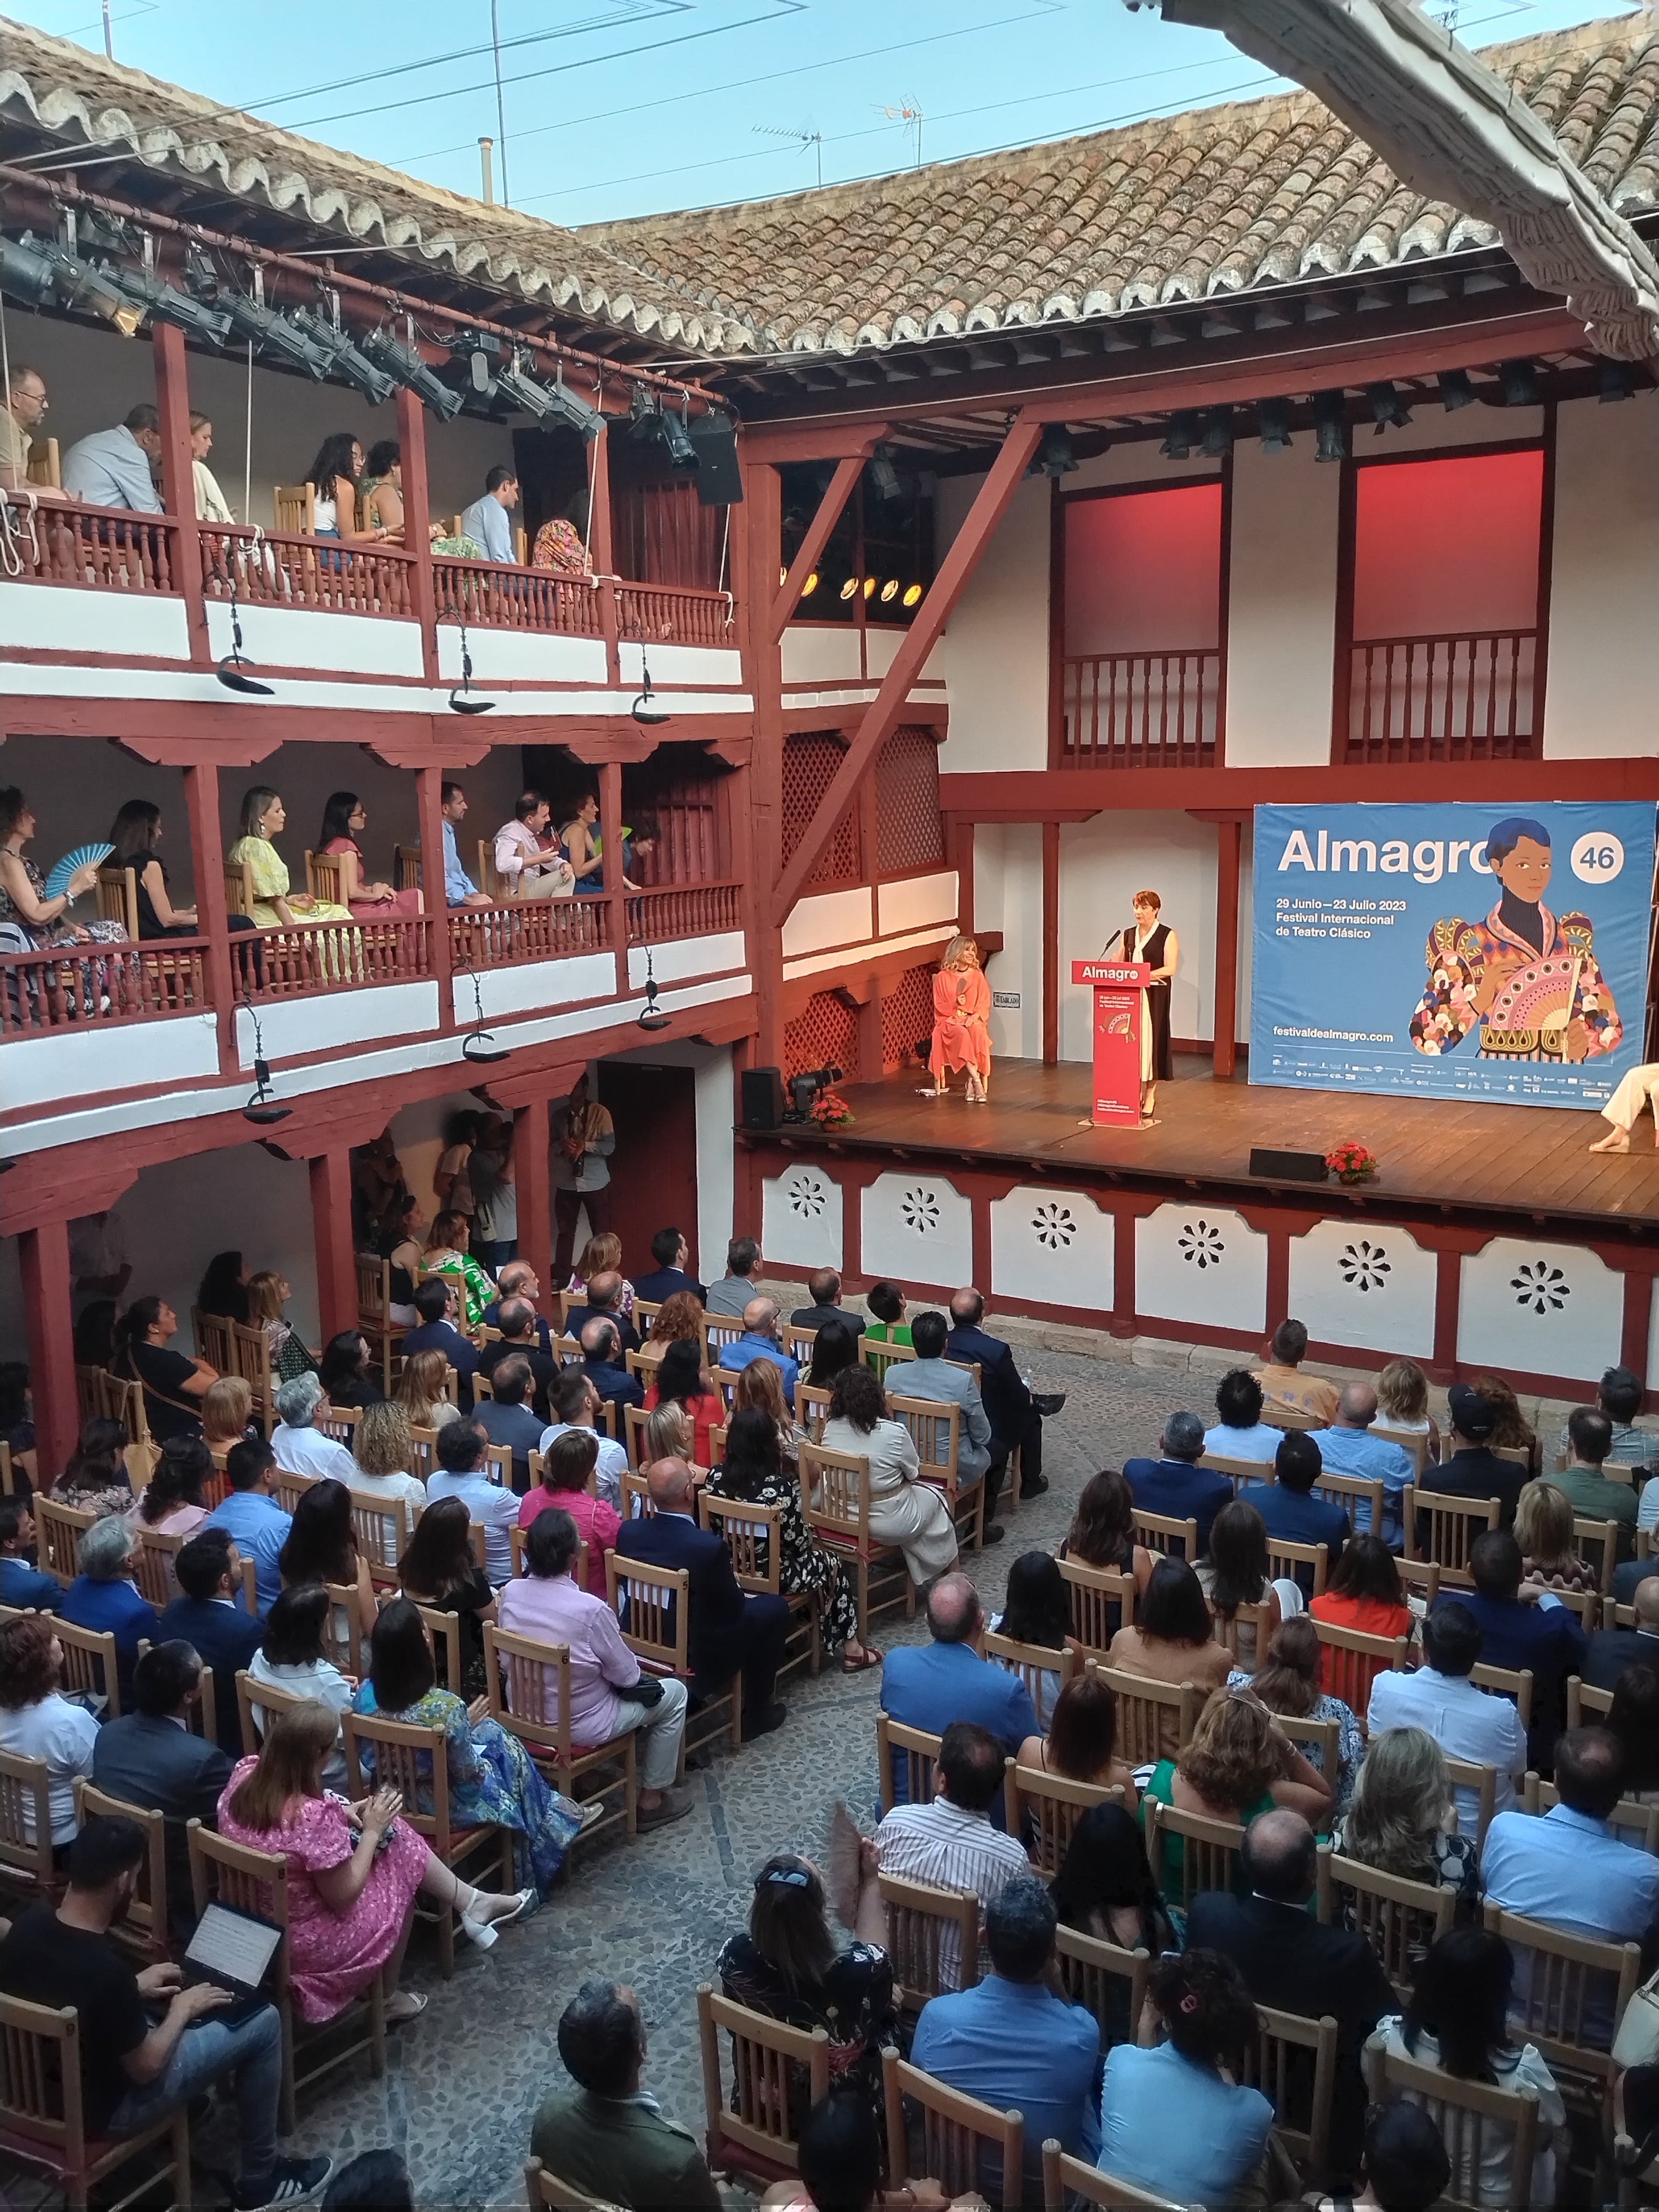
left=934, top=472, right=1050, bottom=775
left=1545, top=390, right=1659, bottom=759
left=1058, top=812, right=1218, bottom=1057
left=6, top=1009, right=220, bottom=1113
left=204, top=603, right=423, bottom=679
left=436, top=628, right=607, bottom=686
left=761, top=1162, right=843, bottom=1271
left=238, top=980, right=439, bottom=1067
left=1286, top=1218, right=1437, bottom=1358
left=876, top=872, right=957, bottom=936
left=782, top=627, right=862, bottom=683
left=0, top=580, right=191, bottom=661
left=1457, top=1235, right=1624, bottom=1382
left=1136, top=1202, right=1267, bottom=1336
left=990, top=1185, right=1113, bottom=1314
left=781, top=888, right=873, bottom=959
left=860, top=1171, right=973, bottom=1291
left=627, top=932, right=745, bottom=987
left=972, top=821, right=1044, bottom=1060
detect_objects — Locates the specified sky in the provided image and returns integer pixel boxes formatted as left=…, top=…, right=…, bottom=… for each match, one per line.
left=2, top=0, right=1639, bottom=229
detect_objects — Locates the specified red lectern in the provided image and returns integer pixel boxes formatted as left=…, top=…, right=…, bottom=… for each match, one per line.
left=1072, top=959, right=1151, bottom=1126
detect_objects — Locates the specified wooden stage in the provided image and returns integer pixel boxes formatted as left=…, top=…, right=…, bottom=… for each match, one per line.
left=782, top=1056, right=1659, bottom=1237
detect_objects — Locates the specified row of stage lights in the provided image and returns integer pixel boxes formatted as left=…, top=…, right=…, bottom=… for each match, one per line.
left=784, top=567, right=925, bottom=607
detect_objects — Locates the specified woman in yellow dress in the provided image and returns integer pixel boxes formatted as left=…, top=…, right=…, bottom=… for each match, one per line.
left=927, top=933, right=993, bottom=1102
left=228, top=787, right=353, bottom=928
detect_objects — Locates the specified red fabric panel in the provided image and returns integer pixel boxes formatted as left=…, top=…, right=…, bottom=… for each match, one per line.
left=1352, top=450, right=1543, bottom=641
left=1063, top=483, right=1223, bottom=656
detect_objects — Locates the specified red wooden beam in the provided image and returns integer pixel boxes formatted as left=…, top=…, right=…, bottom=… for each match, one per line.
left=394, top=388, right=440, bottom=687
left=588, top=426, right=620, bottom=687
left=744, top=423, right=912, bottom=466
left=151, top=320, right=208, bottom=665
left=1042, top=820, right=1060, bottom=1065
left=183, top=759, right=237, bottom=1072
left=20, top=1222, right=74, bottom=1483
left=511, top=1096, right=553, bottom=1311
left=770, top=450, right=879, bottom=643
left=309, top=1149, right=358, bottom=1344
left=940, top=755, right=1659, bottom=813
left=598, top=759, right=625, bottom=999
left=771, top=413, right=1043, bottom=924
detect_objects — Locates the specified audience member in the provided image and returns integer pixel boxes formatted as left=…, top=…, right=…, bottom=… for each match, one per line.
left=492, top=790, right=573, bottom=903
left=202, top=1375, right=257, bottom=1452
left=62, top=403, right=164, bottom=512
left=1104, top=1554, right=1232, bottom=1726
left=860, top=1280, right=911, bottom=1349
left=53, top=1415, right=135, bottom=1515
left=531, top=1979, right=720, bottom=2210
left=1142, top=1687, right=1331, bottom=1905
left=0, top=363, right=62, bottom=498
left=1565, top=1363, right=1659, bottom=1479
left=459, top=466, right=519, bottom=565
left=1204, top=1368, right=1284, bottom=1463
left=0, top=1813, right=330, bottom=2209
left=0, top=1615, right=96, bottom=1845
left=706, top=1407, right=877, bottom=1671
left=248, top=1585, right=353, bottom=1785
left=946, top=1287, right=1061, bottom=1498
left=271, top=1374, right=359, bottom=1484
left=0, top=1499, right=60, bottom=1613
left=156, top=1531, right=263, bottom=1757
left=722, top=1297, right=800, bottom=1410
left=1334, top=1725, right=1480, bottom=1908
left=396, top=1498, right=494, bottom=1697
left=643, top=1336, right=725, bottom=1467
left=474, top=1354, right=547, bottom=1489
left=70, top=1209, right=130, bottom=1317
left=0, top=1358, right=35, bottom=1485
left=1516, top=1479, right=1599, bottom=1594
left=316, top=1332, right=383, bottom=1412
left=61, top=1515, right=157, bottom=1705
left=716, top=1848, right=895, bottom=2125
left=1253, top=1316, right=1339, bottom=1425
left=436, top=781, right=493, bottom=912
left=218, top=1700, right=531, bottom=2028
left=392, top=1347, right=461, bottom=1434
left=872, top=1721, right=1029, bottom=1988
left=398, top=1282, right=480, bottom=1407
left=1483, top=1727, right=1659, bottom=1964
left=1310, top=2090, right=1450, bottom=2212
left=279, top=1480, right=375, bottom=1641
left=1208, top=1496, right=1296, bottom=1670
left=320, top=794, right=420, bottom=921
left=1309, top=1383, right=1415, bottom=1545
left=1609, top=1664, right=1659, bottom=1803
left=1369, top=1598, right=1526, bottom=1823
left=323, top=2151, right=414, bottom=2212
left=539, top=1369, right=627, bottom=1509
left=424, top=1210, right=496, bottom=1333
left=517, top=1430, right=620, bottom=1595
left=1123, top=1408, right=1231, bottom=1558
left=92, top=1640, right=231, bottom=1936
left=1375, top=1357, right=1442, bottom=1463
left=1060, top=1465, right=1154, bottom=1593
left=426, top=1420, right=518, bottom=1588
left=1231, top=1615, right=1362, bottom=1811
left=246, top=1271, right=320, bottom=1387
left=1552, top=1406, right=1640, bottom=1544
left=1016, top=1672, right=1137, bottom=1801
left=880, top=1571, right=1035, bottom=1803
left=631, top=1226, right=707, bottom=1306
left=1437, top=1528, right=1586, bottom=1765
left=821, top=1362, right=958, bottom=1588
left=1096, top=1949, right=1272, bottom=2207
left=197, top=1249, right=251, bottom=1326
left=1050, top=1801, right=1175, bottom=1958
left=1366, top=1928, right=1566, bottom=2209
left=902, top=1308, right=1003, bottom=1536
left=352, top=1598, right=582, bottom=1889
left=1188, top=1807, right=1393, bottom=2171
left=789, top=1269, right=864, bottom=1337
left=644, top=1291, right=705, bottom=1361
left=617, top=1458, right=791, bottom=1736
left=346, top=1400, right=426, bottom=1521
left=804, top=1319, right=859, bottom=1391
left=1472, top=1372, right=1542, bottom=1479
left=73, top=1302, right=116, bottom=1375
left=479, top=1259, right=552, bottom=1349
left=911, top=1875, right=1100, bottom=2192
left=303, top=431, right=372, bottom=545
left=988, top=1549, right=1070, bottom=1721
left=706, top=1237, right=763, bottom=1319
left=580, top=1317, right=643, bottom=1417
left=499, top=1506, right=692, bottom=1827
left=550, top=1076, right=617, bottom=1281
left=466, top=1121, right=518, bottom=1280
left=1243, top=1431, right=1352, bottom=1595
left=1308, top=1535, right=1414, bottom=1704
left=1585, top=1572, right=1659, bottom=1690
left=729, top=1357, right=798, bottom=1474
left=1423, top=1382, right=1521, bottom=1522
left=111, top=1296, right=214, bottom=1445
left=133, top=1433, right=213, bottom=1537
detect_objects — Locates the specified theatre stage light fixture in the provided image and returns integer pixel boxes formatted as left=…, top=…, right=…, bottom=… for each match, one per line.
left=1201, top=405, right=1234, bottom=459
left=1368, top=380, right=1412, bottom=432
left=902, top=584, right=923, bottom=607
left=47, top=247, right=142, bottom=336
left=839, top=578, right=858, bottom=602
left=879, top=579, right=899, bottom=603
left=217, top=290, right=340, bottom=379
left=1160, top=410, right=1198, bottom=461
left=102, top=264, right=232, bottom=347
left=1599, top=360, right=1637, bottom=402
left=287, top=307, right=397, bottom=406
left=1030, top=425, right=1078, bottom=478
left=799, top=572, right=820, bottom=598
left=1438, top=369, right=1477, bottom=411
left=0, top=234, right=57, bottom=309
left=1313, top=390, right=1350, bottom=463
left=1499, top=358, right=1541, bottom=408
left=358, top=328, right=465, bottom=421
left=628, top=388, right=698, bottom=472
left=870, top=448, right=903, bottom=502
left=863, top=576, right=878, bottom=599
left=1257, top=398, right=1292, bottom=452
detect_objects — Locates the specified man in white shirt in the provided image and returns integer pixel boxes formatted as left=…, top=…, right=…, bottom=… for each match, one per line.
left=494, top=791, right=574, bottom=901
left=1203, top=1369, right=1285, bottom=1465
left=268, top=1375, right=359, bottom=1485
left=61, top=404, right=164, bottom=512
left=539, top=1365, right=627, bottom=1511
left=460, top=466, right=519, bottom=565
left=1368, top=1599, right=1526, bottom=1825
left=873, top=1720, right=1030, bottom=1990
left=427, top=1418, right=519, bottom=1585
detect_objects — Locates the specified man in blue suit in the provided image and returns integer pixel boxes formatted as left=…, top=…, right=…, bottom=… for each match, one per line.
left=614, top=1459, right=791, bottom=1736
left=946, top=1287, right=1063, bottom=1500
left=630, top=1227, right=707, bottom=1308
left=155, top=1530, right=264, bottom=1757
left=881, top=1573, right=1037, bottom=1807
left=1243, top=1432, right=1351, bottom=1595
left=1434, top=1528, right=1587, bottom=1769
left=1124, top=1409, right=1232, bottom=1559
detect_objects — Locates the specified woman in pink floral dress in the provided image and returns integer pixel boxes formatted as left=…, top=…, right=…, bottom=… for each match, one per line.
left=217, top=1700, right=534, bottom=2023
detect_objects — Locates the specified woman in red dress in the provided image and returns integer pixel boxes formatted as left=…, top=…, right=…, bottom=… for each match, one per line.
left=927, top=933, right=993, bottom=1102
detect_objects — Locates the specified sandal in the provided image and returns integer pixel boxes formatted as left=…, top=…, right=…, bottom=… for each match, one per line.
left=842, top=1646, right=883, bottom=1674
left=385, top=1991, right=428, bottom=2023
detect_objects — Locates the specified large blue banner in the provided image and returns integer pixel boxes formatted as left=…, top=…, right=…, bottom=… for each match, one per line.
left=1249, top=802, right=1655, bottom=1107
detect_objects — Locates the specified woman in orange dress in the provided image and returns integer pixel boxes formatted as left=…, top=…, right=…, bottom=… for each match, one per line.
left=927, top=933, right=992, bottom=1103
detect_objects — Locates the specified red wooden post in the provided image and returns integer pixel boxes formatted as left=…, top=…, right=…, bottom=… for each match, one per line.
left=513, top=1098, right=552, bottom=1307
left=19, top=1220, right=75, bottom=1482
left=1042, top=819, right=1060, bottom=1065
left=599, top=759, right=625, bottom=998
left=741, top=457, right=786, bottom=1068
left=309, top=1149, right=359, bottom=1345
left=1213, top=815, right=1243, bottom=1079
left=183, top=760, right=237, bottom=1070
left=417, top=766, right=455, bottom=1030
left=588, top=425, right=619, bottom=686
left=395, top=387, right=439, bottom=684
left=152, top=319, right=209, bottom=663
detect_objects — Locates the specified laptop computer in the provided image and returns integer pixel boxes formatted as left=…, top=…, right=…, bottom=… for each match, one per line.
left=181, top=1901, right=282, bottom=2025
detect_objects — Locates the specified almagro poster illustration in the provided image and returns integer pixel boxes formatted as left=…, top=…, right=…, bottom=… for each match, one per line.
left=1249, top=803, right=1656, bottom=1108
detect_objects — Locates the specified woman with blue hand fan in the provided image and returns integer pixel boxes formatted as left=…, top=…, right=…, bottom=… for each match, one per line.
left=0, top=788, right=126, bottom=950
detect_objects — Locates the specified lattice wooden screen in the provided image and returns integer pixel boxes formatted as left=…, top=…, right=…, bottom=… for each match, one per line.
left=876, top=727, right=945, bottom=875
left=781, top=733, right=861, bottom=889
left=785, top=990, right=860, bottom=1082
left=881, top=961, right=938, bottom=1071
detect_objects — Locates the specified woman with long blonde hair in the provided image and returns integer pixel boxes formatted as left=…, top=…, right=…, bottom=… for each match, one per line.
left=926, top=933, right=992, bottom=1103
left=1375, top=1358, right=1441, bottom=1464
left=349, top=1399, right=426, bottom=1516
left=392, top=1348, right=458, bottom=1432
left=566, top=1230, right=634, bottom=1320
left=1333, top=1724, right=1478, bottom=1905
left=1515, top=1480, right=1597, bottom=1593
left=246, top=1270, right=319, bottom=1387
left=642, top=1403, right=702, bottom=1477
left=732, top=1354, right=798, bottom=1469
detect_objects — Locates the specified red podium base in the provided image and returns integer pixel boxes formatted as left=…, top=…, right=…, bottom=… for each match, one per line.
left=1072, top=959, right=1152, bottom=1127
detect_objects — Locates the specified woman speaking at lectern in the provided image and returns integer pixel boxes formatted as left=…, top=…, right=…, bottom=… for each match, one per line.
left=1114, top=889, right=1178, bottom=1118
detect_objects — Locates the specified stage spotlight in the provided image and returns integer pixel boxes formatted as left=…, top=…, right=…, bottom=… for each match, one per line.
left=47, top=247, right=142, bottom=336
left=631, top=654, right=670, bottom=727
left=1201, top=404, right=1234, bottom=459
left=785, top=1063, right=843, bottom=1120
left=1257, top=398, right=1292, bottom=452
left=879, top=578, right=899, bottom=602
left=1160, top=410, right=1198, bottom=460
left=218, top=290, right=339, bottom=379
left=1368, top=380, right=1412, bottom=432
left=1438, top=368, right=1477, bottom=410
left=542, top=367, right=606, bottom=440
left=870, top=447, right=903, bottom=502
left=902, top=583, right=922, bottom=607
left=0, top=234, right=57, bottom=309
left=358, top=328, right=465, bottom=421
left=838, top=578, right=858, bottom=602
left=628, top=389, right=698, bottom=472
left=863, top=576, right=878, bottom=599
left=799, top=572, right=819, bottom=598
left=492, top=352, right=566, bottom=422
left=1599, top=359, right=1637, bottom=402
left=101, top=263, right=232, bottom=348
left=287, top=307, right=398, bottom=405
left=1029, top=424, right=1078, bottom=478
left=1313, top=390, right=1350, bottom=463
left=1499, top=358, right=1541, bottom=407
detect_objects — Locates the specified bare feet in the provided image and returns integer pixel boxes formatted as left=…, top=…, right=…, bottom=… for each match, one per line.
left=1590, top=1126, right=1631, bottom=1152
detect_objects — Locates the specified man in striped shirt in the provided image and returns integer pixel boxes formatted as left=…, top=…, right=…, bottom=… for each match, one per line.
left=872, top=1721, right=1029, bottom=1990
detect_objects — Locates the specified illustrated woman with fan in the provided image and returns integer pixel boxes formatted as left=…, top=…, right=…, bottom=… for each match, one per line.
left=1408, top=816, right=1621, bottom=1066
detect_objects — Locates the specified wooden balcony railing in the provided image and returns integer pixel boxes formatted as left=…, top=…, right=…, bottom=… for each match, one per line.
left=615, top=581, right=734, bottom=649
left=448, top=899, right=612, bottom=971
left=239, top=916, right=431, bottom=1001
left=625, top=881, right=743, bottom=943
left=431, top=557, right=604, bottom=638
left=1060, top=649, right=1220, bottom=767
left=1344, top=629, right=1538, bottom=763
left=0, top=937, right=208, bottom=1039
left=200, top=526, right=417, bottom=619
left=0, top=490, right=181, bottom=594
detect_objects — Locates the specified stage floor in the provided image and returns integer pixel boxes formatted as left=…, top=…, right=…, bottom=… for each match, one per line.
left=790, top=1056, right=1659, bottom=1231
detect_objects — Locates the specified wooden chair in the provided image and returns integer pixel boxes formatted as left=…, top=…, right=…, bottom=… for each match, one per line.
left=53, top=1617, right=121, bottom=1717
left=223, top=859, right=257, bottom=921
left=1310, top=1616, right=1408, bottom=1716
left=883, top=2047, right=1021, bottom=2207
left=1144, top=1795, right=1246, bottom=1914
left=25, top=434, right=60, bottom=489
left=632, top=1300, right=664, bottom=1334
left=1472, top=1660, right=1533, bottom=1730
left=0, top=1987, right=192, bottom=2212
left=484, top=1623, right=637, bottom=1844
left=71, top=1778, right=170, bottom=1963
left=227, top=1317, right=276, bottom=1432
left=132, top=1522, right=188, bottom=1609
left=697, top=1493, right=820, bottom=1677
left=410, top=1603, right=465, bottom=1699
left=1041, top=2142, right=1189, bottom=2212
left=1264, top=1535, right=1329, bottom=1598
left=349, top=1492, right=411, bottom=1588
left=406, top=1423, right=441, bottom=1485
left=879, top=1870, right=980, bottom=2012
left=341, top=1707, right=514, bottom=1977
left=1566, top=1676, right=1614, bottom=1730
left=354, top=1255, right=406, bottom=1394
left=1086, top=1662, right=1199, bottom=1767
left=1277, top=1710, right=1340, bottom=1783
left=1364, top=2041, right=1541, bottom=2212
left=1444, top=1754, right=1500, bottom=1848
left=877, top=1712, right=943, bottom=1817
left=34, top=1495, right=95, bottom=1587
left=620, top=1467, right=654, bottom=1521
left=1005, top=1765, right=1124, bottom=1877
left=189, top=1817, right=385, bottom=2136
left=860, top=1335, right=916, bottom=1389
left=1573, top=1517, right=1621, bottom=1595
left=1059, top=1558, right=1136, bottom=1658
left=795, top=1381, right=831, bottom=1441
left=1052, top=1923, right=1151, bottom=2051
left=1199, top=1449, right=1276, bottom=1490
left=1482, top=1902, right=1639, bottom=2137
left=703, top=1317, right=745, bottom=1366
left=1130, top=1509, right=1199, bottom=1564
left=1241, top=2002, right=1338, bottom=2183
left=983, top=1628, right=1076, bottom=1730
left=1395, top=1555, right=1442, bottom=1612
left=0, top=1441, right=12, bottom=1499
left=315, top=1402, right=361, bottom=1448
left=1317, top=1850, right=1456, bottom=2000
left=622, top=1404, right=653, bottom=1468
left=394, top=843, right=421, bottom=891
left=324, top=1582, right=366, bottom=1679
left=274, top=482, right=316, bottom=534
left=235, top=1667, right=312, bottom=1757
left=0, top=1749, right=54, bottom=1907
left=888, top=1393, right=982, bottom=1552
left=271, top=1465, right=319, bottom=1518
left=1545, top=1585, right=1600, bottom=1630
left=1211, top=1597, right=1275, bottom=1673
left=783, top=1324, right=818, bottom=1366
left=799, top=1440, right=915, bottom=1643
left=1373, top=1423, right=1431, bottom=1474
left=524, top=2157, right=625, bottom=2212
left=695, top=1983, right=829, bottom=2189
left=192, top=1306, right=234, bottom=1374
left=607, top=1551, right=741, bottom=1760
left=1405, top=1486, right=1500, bottom=1584
left=1521, top=1768, right=1659, bottom=1852
left=1310, top=1466, right=1385, bottom=1537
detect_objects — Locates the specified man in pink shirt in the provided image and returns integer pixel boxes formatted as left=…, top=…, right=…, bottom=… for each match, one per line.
left=498, top=1506, right=692, bottom=1828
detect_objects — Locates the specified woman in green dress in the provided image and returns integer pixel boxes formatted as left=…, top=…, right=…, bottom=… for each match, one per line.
left=350, top=1598, right=585, bottom=1891
left=422, top=1210, right=496, bottom=1333
left=1140, top=1684, right=1332, bottom=1919
left=228, top=787, right=353, bottom=928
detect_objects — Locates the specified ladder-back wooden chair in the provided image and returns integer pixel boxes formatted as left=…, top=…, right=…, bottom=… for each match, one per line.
left=192, top=1307, right=234, bottom=1375
left=1052, top=1922, right=1151, bottom=2052
left=794, top=1380, right=831, bottom=1442
left=0, top=1987, right=192, bottom=2211
left=1443, top=1755, right=1500, bottom=1849
left=1309, top=1467, right=1385, bottom=1539
left=1566, top=1676, right=1614, bottom=1730
left=1059, top=1557, right=1135, bottom=1659
left=1241, top=2002, right=1338, bottom=2184
left=883, top=2047, right=1021, bottom=2207
left=71, top=1778, right=170, bottom=1963
left=1144, top=1796, right=1246, bottom=1914
left=1005, top=1765, right=1125, bottom=1877
left=859, top=1336, right=916, bottom=1389
left=1572, top=1517, right=1622, bottom=1595
left=982, top=1627, right=1076, bottom=1731
left=1210, top=1597, right=1276, bottom=1674
left=1472, top=1660, right=1533, bottom=1730
left=1130, top=1509, right=1199, bottom=1565
left=1404, top=1486, right=1500, bottom=1584
left=1040, top=2143, right=1190, bottom=2212
left=888, top=1393, right=982, bottom=1552
left=799, top=1440, right=914, bottom=1642
left=1310, top=1616, right=1408, bottom=1717
left=697, top=1493, right=820, bottom=1677
left=1264, top=1536, right=1328, bottom=1599
left=34, top=1495, right=95, bottom=1587
left=1317, top=1850, right=1456, bottom=2001
left=53, top=1617, right=121, bottom=1717
left=0, top=1749, right=54, bottom=1910
left=223, top=858, right=257, bottom=921
left=484, top=1623, right=636, bottom=1843
left=25, top=435, right=60, bottom=489
left=607, top=1551, right=740, bottom=1759
left=878, top=1870, right=980, bottom=2013
left=274, top=483, right=316, bottom=534
left=876, top=1712, right=944, bottom=1817
left=227, top=1318, right=276, bottom=1432
left=349, top=1493, right=410, bottom=1588
left=1086, top=1662, right=1199, bottom=1767
left=524, top=2158, right=624, bottom=2212
left=354, top=1255, right=406, bottom=1393
left=1364, top=2042, right=1541, bottom=2212
left=695, top=1983, right=830, bottom=2190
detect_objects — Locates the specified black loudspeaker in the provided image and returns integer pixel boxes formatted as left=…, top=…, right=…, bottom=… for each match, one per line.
left=1249, top=1147, right=1330, bottom=1184
left=690, top=410, right=743, bottom=507
left=741, top=1066, right=784, bottom=1130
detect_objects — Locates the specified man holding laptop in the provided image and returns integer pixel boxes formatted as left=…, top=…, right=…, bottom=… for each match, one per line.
left=0, top=1814, right=333, bottom=2210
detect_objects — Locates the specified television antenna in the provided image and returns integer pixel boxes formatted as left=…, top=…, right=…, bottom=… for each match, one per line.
left=874, top=97, right=924, bottom=168
left=753, top=122, right=823, bottom=189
